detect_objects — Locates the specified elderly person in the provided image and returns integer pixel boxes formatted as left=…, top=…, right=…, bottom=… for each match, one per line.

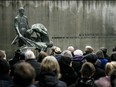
left=72, top=49, right=83, bottom=76
left=69, top=62, right=96, bottom=87
left=24, top=49, right=41, bottom=81
left=67, top=46, right=75, bottom=57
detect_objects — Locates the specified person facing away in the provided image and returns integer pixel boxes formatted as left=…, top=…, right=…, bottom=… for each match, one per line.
left=0, top=59, right=14, bottom=87
left=58, top=55, right=77, bottom=86
left=36, top=56, right=67, bottom=87
left=12, top=62, right=36, bottom=87
left=110, top=69, right=116, bottom=87
left=69, top=62, right=97, bottom=87
left=95, top=62, right=116, bottom=87
left=24, top=49, right=41, bottom=81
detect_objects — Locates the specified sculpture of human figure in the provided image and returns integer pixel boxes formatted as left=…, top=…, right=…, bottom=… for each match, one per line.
left=30, top=23, right=50, bottom=42
left=13, top=7, right=30, bottom=46
left=12, top=7, right=53, bottom=50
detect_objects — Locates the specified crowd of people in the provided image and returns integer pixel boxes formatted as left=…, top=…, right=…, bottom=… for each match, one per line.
left=0, top=45, right=116, bottom=87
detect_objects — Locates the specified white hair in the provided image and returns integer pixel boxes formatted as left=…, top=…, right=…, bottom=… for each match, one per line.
left=73, top=49, right=83, bottom=56
left=85, top=45, right=93, bottom=49
left=67, top=46, right=74, bottom=52
left=24, top=50, right=35, bottom=59
left=61, top=50, right=73, bottom=58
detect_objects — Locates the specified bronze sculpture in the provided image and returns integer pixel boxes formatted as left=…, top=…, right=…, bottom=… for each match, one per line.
left=12, top=7, right=53, bottom=51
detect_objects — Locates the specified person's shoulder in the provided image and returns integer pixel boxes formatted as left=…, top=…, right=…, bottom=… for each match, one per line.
left=29, top=84, right=37, bottom=87
left=56, top=80, right=67, bottom=87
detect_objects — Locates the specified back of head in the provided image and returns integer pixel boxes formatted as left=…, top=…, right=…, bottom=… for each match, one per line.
left=112, top=47, right=116, bottom=52
left=13, top=62, right=35, bottom=86
left=20, top=52, right=25, bottom=60
left=67, top=46, right=74, bottom=52
left=59, top=55, right=72, bottom=67
left=73, top=49, right=83, bottom=60
left=110, top=52, right=116, bottom=61
left=105, top=62, right=114, bottom=76
left=84, top=53, right=97, bottom=64
left=0, top=59, right=10, bottom=75
left=85, top=45, right=94, bottom=54
left=96, top=50, right=104, bottom=58
left=100, top=47, right=107, bottom=54
left=61, top=50, right=73, bottom=58
left=110, top=69, right=116, bottom=87
left=41, top=56, right=60, bottom=78
left=105, top=62, right=116, bottom=76
left=80, top=62, right=95, bottom=78
left=24, top=50, right=35, bottom=60
left=37, top=51, right=48, bottom=63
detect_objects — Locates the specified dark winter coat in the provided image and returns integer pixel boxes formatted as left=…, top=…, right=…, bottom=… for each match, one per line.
left=37, top=71, right=67, bottom=87
left=26, top=59, right=41, bottom=81
left=69, top=77, right=97, bottom=87
left=59, top=65, right=77, bottom=86
left=0, top=74, right=14, bottom=87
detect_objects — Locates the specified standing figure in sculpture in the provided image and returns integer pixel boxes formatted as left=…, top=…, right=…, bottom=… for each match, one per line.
left=12, top=7, right=53, bottom=51
left=14, top=7, right=30, bottom=47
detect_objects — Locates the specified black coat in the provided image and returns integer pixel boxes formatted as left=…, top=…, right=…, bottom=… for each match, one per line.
left=72, top=60, right=82, bottom=77
left=59, top=65, right=77, bottom=86
left=69, top=77, right=97, bottom=87
left=0, top=74, right=14, bottom=87
left=26, top=59, right=41, bottom=81
left=37, top=71, right=67, bottom=87
left=12, top=84, right=37, bottom=87
left=93, top=65, right=105, bottom=80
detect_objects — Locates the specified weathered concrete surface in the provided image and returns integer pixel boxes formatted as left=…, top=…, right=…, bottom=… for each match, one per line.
left=0, top=1, right=116, bottom=58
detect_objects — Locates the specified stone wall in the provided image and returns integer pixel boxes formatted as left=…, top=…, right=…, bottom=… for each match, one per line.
left=0, top=1, right=116, bottom=58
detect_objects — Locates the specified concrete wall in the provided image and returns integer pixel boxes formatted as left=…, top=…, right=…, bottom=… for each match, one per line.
left=0, top=1, right=116, bottom=58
